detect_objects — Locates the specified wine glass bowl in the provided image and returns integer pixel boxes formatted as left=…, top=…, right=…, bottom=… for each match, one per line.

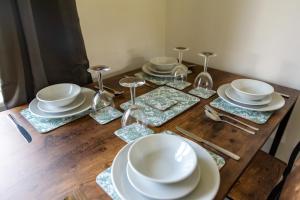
left=119, top=77, right=147, bottom=127
left=193, top=52, right=216, bottom=90
left=172, top=64, right=188, bottom=83
left=88, top=65, right=114, bottom=113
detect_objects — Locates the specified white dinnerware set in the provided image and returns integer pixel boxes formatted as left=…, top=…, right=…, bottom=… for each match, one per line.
left=218, top=79, right=285, bottom=111
left=142, top=56, right=179, bottom=78
left=29, top=83, right=95, bottom=118
left=111, top=134, right=220, bottom=200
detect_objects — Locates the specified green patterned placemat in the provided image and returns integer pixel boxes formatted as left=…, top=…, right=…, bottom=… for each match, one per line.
left=189, top=87, right=216, bottom=99
left=166, top=81, right=191, bottom=90
left=20, top=108, right=89, bottom=134
left=96, top=130, right=225, bottom=200
left=210, top=97, right=273, bottom=124
left=90, top=106, right=123, bottom=125
left=114, top=123, right=154, bottom=143
left=120, top=86, right=200, bottom=127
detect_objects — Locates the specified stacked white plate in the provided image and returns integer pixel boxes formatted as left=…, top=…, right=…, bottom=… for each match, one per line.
left=111, top=134, right=220, bottom=200
left=142, top=57, right=178, bottom=78
left=217, top=79, right=285, bottom=111
left=29, top=83, right=95, bottom=118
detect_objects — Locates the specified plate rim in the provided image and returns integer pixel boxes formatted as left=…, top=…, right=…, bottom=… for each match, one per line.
left=37, top=93, right=86, bottom=113
left=126, top=161, right=201, bottom=199
left=142, top=63, right=174, bottom=78
left=225, top=85, right=272, bottom=106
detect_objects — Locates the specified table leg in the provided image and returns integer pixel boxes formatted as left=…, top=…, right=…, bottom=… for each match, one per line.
left=269, top=103, right=296, bottom=156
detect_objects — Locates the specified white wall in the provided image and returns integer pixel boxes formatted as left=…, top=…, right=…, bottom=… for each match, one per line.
left=76, top=0, right=299, bottom=162
left=76, top=0, right=166, bottom=77
left=165, top=0, right=300, bottom=162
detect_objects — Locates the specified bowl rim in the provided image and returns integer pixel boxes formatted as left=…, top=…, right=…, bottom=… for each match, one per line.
left=150, top=56, right=178, bottom=66
left=36, top=83, right=81, bottom=103
left=231, top=79, right=274, bottom=97
left=127, top=134, right=198, bottom=184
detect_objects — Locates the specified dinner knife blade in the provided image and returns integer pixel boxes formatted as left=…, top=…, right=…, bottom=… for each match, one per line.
left=8, top=114, right=32, bottom=143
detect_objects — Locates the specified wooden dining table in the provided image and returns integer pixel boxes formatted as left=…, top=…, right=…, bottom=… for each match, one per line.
left=0, top=63, right=298, bottom=200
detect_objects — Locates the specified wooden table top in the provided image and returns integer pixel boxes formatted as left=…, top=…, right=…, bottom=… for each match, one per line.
left=0, top=64, right=298, bottom=200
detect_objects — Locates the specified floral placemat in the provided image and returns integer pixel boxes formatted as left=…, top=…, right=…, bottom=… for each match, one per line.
left=145, top=97, right=178, bottom=111
left=210, top=97, right=273, bottom=124
left=96, top=130, right=225, bottom=200
left=120, top=86, right=200, bottom=127
left=114, top=123, right=154, bottom=143
left=90, top=106, right=123, bottom=125
left=189, top=87, right=216, bottom=99
left=166, top=81, right=191, bottom=90
left=20, top=108, right=89, bottom=134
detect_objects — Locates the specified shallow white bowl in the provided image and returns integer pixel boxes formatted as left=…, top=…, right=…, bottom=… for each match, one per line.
left=128, top=134, right=198, bottom=184
left=150, top=57, right=178, bottom=71
left=36, top=83, right=81, bottom=107
left=231, top=79, right=274, bottom=101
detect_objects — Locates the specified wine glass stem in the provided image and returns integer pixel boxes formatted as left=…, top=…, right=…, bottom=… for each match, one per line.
left=203, top=56, right=208, bottom=72
left=130, top=87, right=136, bottom=105
left=97, top=72, right=104, bottom=92
left=178, top=51, right=183, bottom=64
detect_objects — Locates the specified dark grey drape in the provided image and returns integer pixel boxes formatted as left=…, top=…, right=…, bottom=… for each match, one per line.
left=0, top=0, right=92, bottom=109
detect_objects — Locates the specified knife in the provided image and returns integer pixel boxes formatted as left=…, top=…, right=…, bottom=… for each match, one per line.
left=8, top=114, right=32, bottom=143
left=176, top=126, right=240, bottom=161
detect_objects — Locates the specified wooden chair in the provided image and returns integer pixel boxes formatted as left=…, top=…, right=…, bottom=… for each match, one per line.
left=227, top=141, right=300, bottom=200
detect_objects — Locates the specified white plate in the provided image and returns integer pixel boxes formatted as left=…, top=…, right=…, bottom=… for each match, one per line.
left=142, top=63, right=174, bottom=78
left=218, top=84, right=285, bottom=112
left=112, top=137, right=220, bottom=200
left=29, top=87, right=95, bottom=118
left=148, top=64, right=173, bottom=74
left=225, top=85, right=272, bottom=106
left=37, top=93, right=86, bottom=113
left=127, top=163, right=200, bottom=199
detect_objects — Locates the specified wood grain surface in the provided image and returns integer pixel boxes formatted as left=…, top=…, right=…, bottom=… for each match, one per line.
left=0, top=63, right=298, bottom=200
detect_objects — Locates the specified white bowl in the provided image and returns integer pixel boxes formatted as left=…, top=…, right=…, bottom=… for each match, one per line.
left=128, top=134, right=198, bottom=184
left=150, top=57, right=178, bottom=71
left=231, top=79, right=274, bottom=101
left=36, top=83, right=81, bottom=107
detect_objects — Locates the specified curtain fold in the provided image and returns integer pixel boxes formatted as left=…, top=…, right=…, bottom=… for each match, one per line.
left=0, top=0, right=92, bottom=109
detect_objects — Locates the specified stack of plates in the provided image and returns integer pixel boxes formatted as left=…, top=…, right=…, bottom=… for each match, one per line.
left=217, top=79, right=285, bottom=111
left=142, top=57, right=178, bottom=78
left=111, top=134, right=220, bottom=200
left=29, top=83, right=95, bottom=118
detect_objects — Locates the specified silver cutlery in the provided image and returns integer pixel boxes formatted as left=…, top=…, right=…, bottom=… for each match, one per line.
left=205, top=105, right=259, bottom=131
left=176, top=126, right=240, bottom=161
left=8, top=114, right=32, bottom=143
left=124, top=75, right=156, bottom=88
left=276, top=92, right=290, bottom=98
left=204, top=109, right=255, bottom=135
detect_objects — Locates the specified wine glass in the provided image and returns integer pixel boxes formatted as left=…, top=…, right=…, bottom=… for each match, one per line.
left=172, top=47, right=189, bottom=83
left=87, top=65, right=114, bottom=113
left=119, top=76, right=148, bottom=127
left=193, top=52, right=216, bottom=90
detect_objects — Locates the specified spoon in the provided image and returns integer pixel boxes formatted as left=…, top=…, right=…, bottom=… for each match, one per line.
left=204, top=109, right=255, bottom=135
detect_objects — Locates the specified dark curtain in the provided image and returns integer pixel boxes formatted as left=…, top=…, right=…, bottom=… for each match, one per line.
left=0, top=0, right=92, bottom=109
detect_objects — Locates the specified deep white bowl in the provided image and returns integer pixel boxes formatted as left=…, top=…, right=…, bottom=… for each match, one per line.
left=36, top=83, right=81, bottom=107
left=231, top=79, right=274, bottom=101
left=128, top=134, right=198, bottom=184
left=150, top=57, right=178, bottom=71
